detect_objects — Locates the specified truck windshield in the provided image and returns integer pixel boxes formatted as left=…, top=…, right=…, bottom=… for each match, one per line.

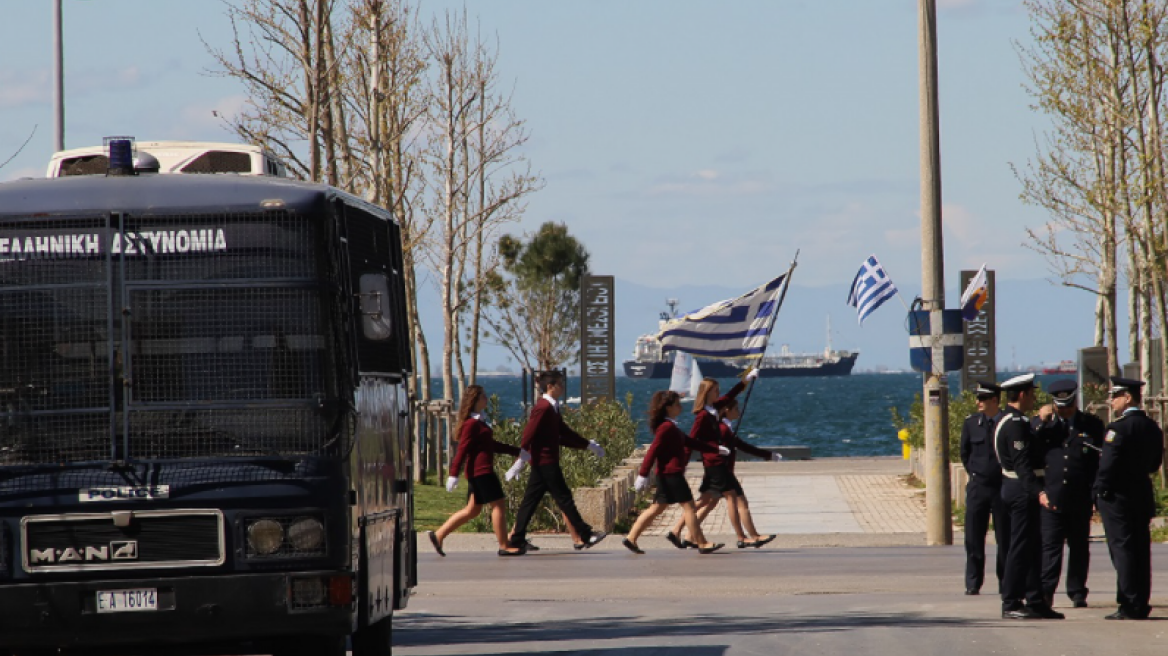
left=0, top=212, right=339, bottom=465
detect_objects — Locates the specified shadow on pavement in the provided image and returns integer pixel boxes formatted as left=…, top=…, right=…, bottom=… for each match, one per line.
left=393, top=611, right=991, bottom=647
left=395, top=647, right=730, bottom=656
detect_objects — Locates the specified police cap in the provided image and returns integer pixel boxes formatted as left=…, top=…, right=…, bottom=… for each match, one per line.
left=1109, top=376, right=1145, bottom=397
left=1000, top=373, right=1036, bottom=392
left=974, top=381, right=1001, bottom=399
left=1047, top=379, right=1078, bottom=407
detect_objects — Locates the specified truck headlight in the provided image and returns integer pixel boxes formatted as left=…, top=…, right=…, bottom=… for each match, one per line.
left=287, top=518, right=325, bottom=552
left=247, top=519, right=285, bottom=555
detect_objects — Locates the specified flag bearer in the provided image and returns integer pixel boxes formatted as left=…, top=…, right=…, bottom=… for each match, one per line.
left=1031, top=379, right=1105, bottom=608
left=1094, top=376, right=1164, bottom=620
left=506, top=371, right=608, bottom=552
left=996, top=373, right=1063, bottom=619
left=959, top=381, right=1010, bottom=596
left=663, top=371, right=758, bottom=549
left=623, top=390, right=728, bottom=555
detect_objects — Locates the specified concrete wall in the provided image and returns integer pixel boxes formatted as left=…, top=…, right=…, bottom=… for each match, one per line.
left=908, top=448, right=968, bottom=508
left=576, top=450, right=646, bottom=533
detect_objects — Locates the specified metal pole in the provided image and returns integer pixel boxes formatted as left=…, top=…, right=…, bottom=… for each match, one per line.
left=52, top=0, right=64, bottom=152
left=918, top=0, right=952, bottom=546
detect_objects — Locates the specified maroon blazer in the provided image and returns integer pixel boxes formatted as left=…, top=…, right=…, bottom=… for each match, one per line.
left=719, top=421, right=777, bottom=472
left=450, top=418, right=521, bottom=479
left=520, top=397, right=589, bottom=466
left=690, top=380, right=747, bottom=468
left=639, top=420, right=718, bottom=478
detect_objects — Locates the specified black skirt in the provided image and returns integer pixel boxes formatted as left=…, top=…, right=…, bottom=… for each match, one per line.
left=467, top=473, right=506, bottom=505
left=654, top=473, right=695, bottom=505
left=699, top=464, right=743, bottom=496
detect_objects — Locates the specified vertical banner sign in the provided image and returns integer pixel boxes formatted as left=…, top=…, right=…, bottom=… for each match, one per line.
left=580, top=275, right=616, bottom=405
left=960, top=269, right=996, bottom=394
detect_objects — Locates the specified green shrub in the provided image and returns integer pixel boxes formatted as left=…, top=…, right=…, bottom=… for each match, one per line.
left=466, top=393, right=637, bottom=533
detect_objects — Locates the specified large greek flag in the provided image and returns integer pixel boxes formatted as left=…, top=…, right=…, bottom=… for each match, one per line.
left=657, top=275, right=787, bottom=358
left=847, top=255, right=899, bottom=326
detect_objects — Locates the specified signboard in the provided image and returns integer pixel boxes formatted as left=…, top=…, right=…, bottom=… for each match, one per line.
left=908, top=310, right=964, bottom=373
left=959, top=269, right=996, bottom=394
left=579, top=275, right=616, bottom=405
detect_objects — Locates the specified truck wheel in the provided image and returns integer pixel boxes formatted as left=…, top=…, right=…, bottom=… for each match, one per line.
left=273, top=635, right=347, bottom=656
left=351, top=618, right=392, bottom=656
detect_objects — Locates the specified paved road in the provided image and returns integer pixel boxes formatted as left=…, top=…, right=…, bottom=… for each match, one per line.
left=394, top=543, right=1168, bottom=655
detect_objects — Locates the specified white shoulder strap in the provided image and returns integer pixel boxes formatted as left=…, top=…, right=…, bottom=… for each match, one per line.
left=993, top=414, right=1011, bottom=466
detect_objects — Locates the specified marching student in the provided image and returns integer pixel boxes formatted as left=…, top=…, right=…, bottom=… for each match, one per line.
left=664, top=370, right=759, bottom=549
left=623, top=390, right=729, bottom=554
left=427, top=385, right=525, bottom=557
left=506, top=370, right=608, bottom=552
left=674, top=397, right=780, bottom=549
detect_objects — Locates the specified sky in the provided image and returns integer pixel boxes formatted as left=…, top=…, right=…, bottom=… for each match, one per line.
left=0, top=0, right=1117, bottom=371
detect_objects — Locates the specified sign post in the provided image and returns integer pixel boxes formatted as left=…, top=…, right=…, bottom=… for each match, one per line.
left=580, top=275, right=616, bottom=405
left=959, top=269, right=996, bottom=394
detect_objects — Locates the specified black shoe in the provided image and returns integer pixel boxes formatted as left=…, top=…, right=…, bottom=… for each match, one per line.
left=752, top=535, right=776, bottom=548
left=1106, top=606, right=1149, bottom=620
left=682, top=540, right=699, bottom=549
left=497, top=547, right=525, bottom=557
left=965, top=589, right=979, bottom=596
left=622, top=538, right=644, bottom=554
left=585, top=531, right=608, bottom=548
left=427, top=531, right=445, bottom=557
left=666, top=532, right=685, bottom=549
left=1033, top=606, right=1065, bottom=620
left=1002, top=607, right=1041, bottom=620
left=737, top=541, right=748, bottom=549
left=1071, top=598, right=1088, bottom=608
left=523, top=540, right=540, bottom=552
left=698, top=543, right=725, bottom=554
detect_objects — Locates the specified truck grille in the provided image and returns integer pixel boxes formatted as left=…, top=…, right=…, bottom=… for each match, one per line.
left=22, top=510, right=224, bottom=573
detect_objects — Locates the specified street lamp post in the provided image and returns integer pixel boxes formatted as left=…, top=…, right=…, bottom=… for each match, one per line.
left=53, top=0, right=64, bottom=152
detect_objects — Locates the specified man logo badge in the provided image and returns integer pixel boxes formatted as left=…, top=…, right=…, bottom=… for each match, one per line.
left=111, top=541, right=139, bottom=560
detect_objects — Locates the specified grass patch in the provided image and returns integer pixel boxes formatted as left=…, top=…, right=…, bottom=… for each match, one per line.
left=952, top=500, right=965, bottom=528
left=1152, top=525, right=1168, bottom=543
left=413, top=477, right=482, bottom=533
left=902, top=474, right=926, bottom=489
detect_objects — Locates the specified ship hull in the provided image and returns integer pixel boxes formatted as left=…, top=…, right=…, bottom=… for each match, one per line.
left=622, top=353, right=858, bottom=379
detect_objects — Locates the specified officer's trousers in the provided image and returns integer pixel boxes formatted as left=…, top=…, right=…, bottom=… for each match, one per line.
left=1001, top=478, right=1044, bottom=610
left=1098, top=494, right=1153, bottom=615
left=964, top=477, right=1010, bottom=593
left=1039, top=503, right=1092, bottom=602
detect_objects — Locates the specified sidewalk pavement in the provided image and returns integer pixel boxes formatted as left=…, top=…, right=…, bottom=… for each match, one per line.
left=433, top=457, right=951, bottom=552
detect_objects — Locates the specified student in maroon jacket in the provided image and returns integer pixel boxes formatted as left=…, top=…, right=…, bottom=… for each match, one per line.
left=427, top=385, right=525, bottom=557
left=665, top=370, right=757, bottom=548
left=506, top=371, right=608, bottom=551
left=676, top=398, right=780, bottom=548
left=622, top=390, right=729, bottom=554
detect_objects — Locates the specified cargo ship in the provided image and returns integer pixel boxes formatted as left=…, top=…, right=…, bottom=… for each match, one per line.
left=621, top=300, right=859, bottom=379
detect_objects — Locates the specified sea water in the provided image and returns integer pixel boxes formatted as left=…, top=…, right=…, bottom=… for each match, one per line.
left=429, top=372, right=1077, bottom=458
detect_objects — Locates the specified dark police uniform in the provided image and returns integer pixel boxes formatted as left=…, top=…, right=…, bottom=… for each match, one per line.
left=1094, top=377, right=1164, bottom=619
left=994, top=373, right=1061, bottom=618
left=960, top=407, right=1010, bottom=595
left=1033, top=405, right=1104, bottom=605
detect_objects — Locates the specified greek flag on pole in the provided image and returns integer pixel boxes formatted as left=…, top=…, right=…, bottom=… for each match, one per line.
left=657, top=275, right=787, bottom=358
left=847, top=255, right=898, bottom=326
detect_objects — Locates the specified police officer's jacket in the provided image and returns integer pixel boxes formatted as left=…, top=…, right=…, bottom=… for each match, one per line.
left=995, top=406, right=1048, bottom=501
left=1031, top=410, right=1105, bottom=512
left=960, top=410, right=1005, bottom=485
left=1093, top=408, right=1165, bottom=518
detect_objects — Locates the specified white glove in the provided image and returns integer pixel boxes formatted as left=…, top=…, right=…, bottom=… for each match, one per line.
left=505, top=458, right=527, bottom=482
left=518, top=449, right=532, bottom=463
left=718, top=445, right=731, bottom=456
left=771, top=452, right=784, bottom=462
left=745, top=367, right=760, bottom=382
left=634, top=475, right=649, bottom=492
left=588, top=440, right=606, bottom=459
left=445, top=476, right=458, bottom=492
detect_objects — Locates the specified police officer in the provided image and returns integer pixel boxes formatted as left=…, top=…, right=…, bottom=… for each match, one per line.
left=1032, top=379, right=1104, bottom=608
left=995, top=373, right=1063, bottom=619
left=1094, top=376, right=1164, bottom=620
left=959, top=381, right=1010, bottom=596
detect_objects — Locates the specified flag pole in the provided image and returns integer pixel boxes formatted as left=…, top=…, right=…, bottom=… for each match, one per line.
left=733, top=251, right=799, bottom=441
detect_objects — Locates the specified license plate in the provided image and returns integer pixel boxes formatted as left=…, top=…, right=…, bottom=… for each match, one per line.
left=96, top=588, right=158, bottom=613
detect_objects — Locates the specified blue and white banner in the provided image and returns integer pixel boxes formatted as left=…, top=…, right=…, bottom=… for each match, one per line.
left=657, top=275, right=787, bottom=358
left=847, top=255, right=899, bottom=326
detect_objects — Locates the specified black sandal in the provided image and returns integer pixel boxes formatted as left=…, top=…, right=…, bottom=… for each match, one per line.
left=698, top=543, right=725, bottom=555
left=752, top=535, right=776, bottom=548
left=427, top=530, right=445, bottom=557
left=622, top=538, right=645, bottom=554
left=666, top=532, right=685, bottom=549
